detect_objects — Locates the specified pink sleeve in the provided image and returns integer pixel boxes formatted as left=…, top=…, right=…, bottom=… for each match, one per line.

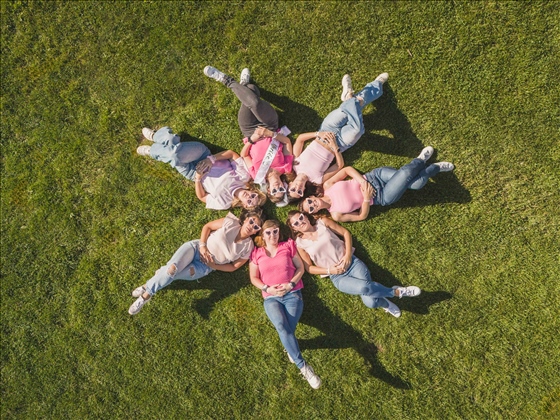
left=286, top=238, right=297, bottom=258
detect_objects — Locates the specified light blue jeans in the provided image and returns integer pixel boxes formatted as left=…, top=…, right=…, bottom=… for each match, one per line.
left=263, top=290, right=305, bottom=369
left=330, top=256, right=394, bottom=309
left=319, top=79, right=384, bottom=152
left=149, top=127, right=211, bottom=181
left=145, top=240, right=214, bottom=296
left=364, top=159, right=441, bottom=206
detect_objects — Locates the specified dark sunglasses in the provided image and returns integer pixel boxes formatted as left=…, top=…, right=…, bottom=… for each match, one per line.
left=270, top=186, right=286, bottom=195
left=291, top=213, right=305, bottom=227
left=289, top=187, right=304, bottom=197
left=248, top=217, right=261, bottom=231
left=306, top=198, right=316, bottom=214
left=264, top=228, right=279, bottom=236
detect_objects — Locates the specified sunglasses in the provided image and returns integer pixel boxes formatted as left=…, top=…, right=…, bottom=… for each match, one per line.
left=291, top=213, right=305, bottom=227
left=264, top=228, right=279, bottom=236
left=248, top=217, right=261, bottom=231
left=245, top=192, right=259, bottom=207
left=270, top=186, right=286, bottom=195
left=306, top=198, right=316, bottom=214
left=289, top=187, right=304, bottom=197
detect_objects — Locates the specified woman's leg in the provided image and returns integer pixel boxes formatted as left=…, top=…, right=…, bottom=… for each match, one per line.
left=408, top=164, right=441, bottom=190
left=329, top=256, right=394, bottom=308
left=263, top=294, right=305, bottom=369
left=354, top=79, right=384, bottom=109
left=149, top=127, right=211, bottom=181
left=227, top=82, right=278, bottom=137
left=319, top=98, right=364, bottom=152
left=144, top=241, right=212, bottom=296
left=376, top=158, right=427, bottom=205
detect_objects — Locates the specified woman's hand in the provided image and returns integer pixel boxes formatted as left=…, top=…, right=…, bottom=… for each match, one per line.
left=196, top=158, right=213, bottom=175
left=199, top=245, right=214, bottom=264
left=336, top=255, right=352, bottom=272
left=250, top=127, right=271, bottom=142
left=266, top=284, right=289, bottom=297
left=361, top=181, right=374, bottom=200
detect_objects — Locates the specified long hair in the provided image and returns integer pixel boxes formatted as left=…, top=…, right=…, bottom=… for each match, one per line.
left=253, top=219, right=285, bottom=247
left=266, top=170, right=296, bottom=203
left=286, top=210, right=317, bottom=239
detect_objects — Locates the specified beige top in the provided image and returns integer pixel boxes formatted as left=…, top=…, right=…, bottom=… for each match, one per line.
left=207, top=213, right=254, bottom=264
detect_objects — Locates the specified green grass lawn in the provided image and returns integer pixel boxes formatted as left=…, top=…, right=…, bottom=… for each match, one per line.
left=2, top=1, right=559, bottom=418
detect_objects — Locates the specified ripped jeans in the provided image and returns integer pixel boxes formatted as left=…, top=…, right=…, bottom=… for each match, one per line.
left=149, top=127, right=211, bottom=181
left=144, top=241, right=214, bottom=296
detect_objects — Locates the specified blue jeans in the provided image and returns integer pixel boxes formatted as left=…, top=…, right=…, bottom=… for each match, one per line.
left=145, top=240, right=214, bottom=296
left=364, top=159, right=441, bottom=206
left=319, top=79, right=384, bottom=152
left=330, top=256, right=394, bottom=308
left=149, top=127, right=211, bottom=181
left=263, top=290, right=305, bottom=369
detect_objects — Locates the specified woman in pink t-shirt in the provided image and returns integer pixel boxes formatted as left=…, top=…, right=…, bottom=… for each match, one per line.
left=249, top=220, right=321, bottom=389
left=287, top=211, right=422, bottom=318
left=300, top=146, right=455, bottom=222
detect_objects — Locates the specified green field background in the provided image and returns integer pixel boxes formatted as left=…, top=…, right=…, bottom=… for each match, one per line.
left=1, top=1, right=559, bottom=419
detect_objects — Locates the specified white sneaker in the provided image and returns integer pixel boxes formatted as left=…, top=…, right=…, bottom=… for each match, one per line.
left=136, top=145, right=152, bottom=156
left=417, top=146, right=434, bottom=162
left=132, top=285, right=146, bottom=298
left=142, top=127, right=154, bottom=141
left=382, top=298, right=401, bottom=318
left=341, top=74, right=354, bottom=101
left=375, top=72, right=389, bottom=84
left=240, top=68, right=250, bottom=85
left=392, top=285, right=421, bottom=299
left=300, top=363, right=321, bottom=389
left=128, top=295, right=151, bottom=315
left=434, top=162, right=455, bottom=172
left=204, top=65, right=229, bottom=84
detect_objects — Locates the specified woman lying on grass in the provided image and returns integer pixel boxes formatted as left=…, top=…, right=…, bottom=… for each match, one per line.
left=299, top=146, right=455, bottom=222
left=128, top=210, right=262, bottom=315
left=249, top=220, right=321, bottom=389
left=204, top=66, right=294, bottom=206
left=287, top=73, right=389, bottom=200
left=287, top=211, right=421, bottom=317
left=137, top=127, right=266, bottom=210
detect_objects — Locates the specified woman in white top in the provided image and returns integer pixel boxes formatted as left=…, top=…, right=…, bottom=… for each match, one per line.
left=288, top=73, right=389, bottom=200
left=287, top=211, right=421, bottom=317
left=194, top=150, right=267, bottom=210
left=128, top=211, right=262, bottom=315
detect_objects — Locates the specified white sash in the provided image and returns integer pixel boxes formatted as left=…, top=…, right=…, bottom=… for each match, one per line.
left=254, top=138, right=279, bottom=186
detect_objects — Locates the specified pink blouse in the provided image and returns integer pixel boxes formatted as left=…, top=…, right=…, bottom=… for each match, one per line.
left=243, top=137, right=294, bottom=179
left=250, top=239, right=303, bottom=298
left=293, top=141, right=333, bottom=184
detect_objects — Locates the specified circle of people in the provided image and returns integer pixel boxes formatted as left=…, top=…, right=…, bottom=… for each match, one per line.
left=130, top=66, right=455, bottom=389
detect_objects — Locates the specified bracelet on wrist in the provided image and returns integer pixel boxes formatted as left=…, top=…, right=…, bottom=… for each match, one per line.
left=272, top=131, right=278, bottom=139
left=289, top=281, right=296, bottom=289
left=327, top=266, right=331, bottom=276
left=199, top=242, right=207, bottom=247
left=261, top=284, right=268, bottom=292
left=208, top=155, right=216, bottom=164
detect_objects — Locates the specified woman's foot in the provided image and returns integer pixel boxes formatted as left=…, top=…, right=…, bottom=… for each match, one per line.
left=136, top=145, right=152, bottom=156
left=240, top=68, right=250, bottom=86
left=204, top=65, right=231, bottom=85
left=417, top=146, right=434, bottom=162
left=382, top=298, right=401, bottom=317
left=375, top=72, right=389, bottom=84
left=300, top=363, right=321, bottom=389
left=392, top=285, right=421, bottom=298
left=142, top=127, right=154, bottom=141
left=341, top=74, right=354, bottom=101
left=128, top=295, right=151, bottom=315
left=434, top=162, right=455, bottom=172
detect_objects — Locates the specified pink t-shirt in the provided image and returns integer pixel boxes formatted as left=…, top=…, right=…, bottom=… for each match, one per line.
left=293, top=141, right=333, bottom=184
left=324, top=176, right=374, bottom=214
left=295, top=219, right=353, bottom=277
left=243, top=137, right=294, bottom=179
left=250, top=238, right=303, bottom=298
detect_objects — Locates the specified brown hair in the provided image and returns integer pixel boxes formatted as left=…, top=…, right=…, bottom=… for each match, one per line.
left=266, top=170, right=296, bottom=203
left=253, top=219, right=285, bottom=247
left=286, top=210, right=317, bottom=239
left=239, top=209, right=263, bottom=237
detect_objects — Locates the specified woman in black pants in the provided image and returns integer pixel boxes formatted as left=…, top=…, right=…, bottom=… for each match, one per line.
left=204, top=65, right=278, bottom=137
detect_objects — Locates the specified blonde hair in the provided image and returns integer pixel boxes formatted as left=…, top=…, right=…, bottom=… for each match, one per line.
left=231, top=182, right=267, bottom=210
